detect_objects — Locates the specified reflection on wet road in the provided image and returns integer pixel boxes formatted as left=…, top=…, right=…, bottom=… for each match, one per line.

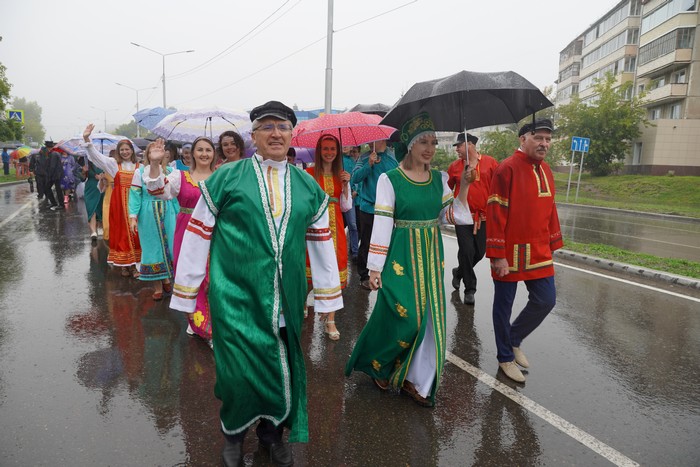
left=1, top=182, right=698, bottom=466
left=558, top=204, right=700, bottom=261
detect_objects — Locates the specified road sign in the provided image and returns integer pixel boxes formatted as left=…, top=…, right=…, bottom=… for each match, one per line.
left=6, top=109, right=24, bottom=124
left=571, top=136, right=590, bottom=152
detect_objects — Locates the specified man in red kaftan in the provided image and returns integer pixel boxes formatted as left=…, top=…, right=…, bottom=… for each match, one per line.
left=485, top=118, right=563, bottom=383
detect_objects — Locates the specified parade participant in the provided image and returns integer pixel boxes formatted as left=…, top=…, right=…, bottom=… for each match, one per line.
left=30, top=145, right=50, bottom=201
left=82, top=160, right=104, bottom=242
left=179, top=143, right=192, bottom=169
left=486, top=118, right=563, bottom=383
left=129, top=141, right=179, bottom=301
left=342, top=146, right=360, bottom=261
left=345, top=112, right=473, bottom=408
left=305, top=134, right=352, bottom=340
left=448, top=133, right=498, bottom=305
left=215, top=130, right=244, bottom=166
left=59, top=150, right=80, bottom=205
left=99, top=150, right=116, bottom=242
left=171, top=101, right=342, bottom=467
left=82, top=124, right=141, bottom=277
left=47, top=149, right=65, bottom=210
left=1, top=148, right=9, bottom=175
left=351, top=139, right=398, bottom=290
left=144, top=136, right=217, bottom=344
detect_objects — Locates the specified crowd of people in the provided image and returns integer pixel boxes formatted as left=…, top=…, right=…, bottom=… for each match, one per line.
left=24, top=101, right=562, bottom=467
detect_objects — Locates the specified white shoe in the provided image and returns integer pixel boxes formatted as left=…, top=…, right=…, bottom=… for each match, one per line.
left=186, top=324, right=195, bottom=336
left=513, top=347, right=530, bottom=368
left=499, top=361, right=526, bottom=383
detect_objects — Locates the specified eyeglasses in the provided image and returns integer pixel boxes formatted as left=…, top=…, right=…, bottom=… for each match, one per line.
left=253, top=123, right=293, bottom=133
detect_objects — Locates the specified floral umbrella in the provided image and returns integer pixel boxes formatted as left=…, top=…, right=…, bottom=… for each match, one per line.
left=151, top=107, right=253, bottom=145
left=57, top=132, right=140, bottom=156
left=290, top=112, right=396, bottom=148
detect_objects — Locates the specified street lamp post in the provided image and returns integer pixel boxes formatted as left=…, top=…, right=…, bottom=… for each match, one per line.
left=130, top=42, right=194, bottom=108
left=115, top=83, right=157, bottom=138
left=90, top=106, right=117, bottom=132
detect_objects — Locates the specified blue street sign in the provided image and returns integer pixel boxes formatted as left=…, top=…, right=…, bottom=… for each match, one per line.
left=6, top=109, right=24, bottom=124
left=571, top=136, right=590, bottom=152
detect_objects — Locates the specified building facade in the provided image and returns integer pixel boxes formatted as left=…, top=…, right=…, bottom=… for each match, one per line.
left=557, top=0, right=700, bottom=175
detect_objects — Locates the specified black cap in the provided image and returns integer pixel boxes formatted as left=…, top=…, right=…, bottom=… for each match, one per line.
left=452, top=133, right=478, bottom=146
left=44, top=140, right=55, bottom=148
left=518, top=118, right=554, bottom=137
left=250, top=101, right=297, bottom=127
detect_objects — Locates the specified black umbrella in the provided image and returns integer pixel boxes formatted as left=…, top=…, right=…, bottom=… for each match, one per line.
left=381, top=70, right=553, bottom=132
left=348, top=103, right=392, bottom=117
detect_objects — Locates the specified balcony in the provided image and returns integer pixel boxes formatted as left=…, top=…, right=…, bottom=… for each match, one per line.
left=643, top=83, right=688, bottom=105
left=637, top=48, right=692, bottom=77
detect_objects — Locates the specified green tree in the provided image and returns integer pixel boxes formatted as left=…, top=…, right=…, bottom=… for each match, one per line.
left=479, top=127, right=519, bottom=161
left=11, top=97, right=45, bottom=144
left=114, top=121, right=138, bottom=139
left=554, top=72, right=649, bottom=176
left=431, top=147, right=457, bottom=172
left=0, top=62, right=23, bottom=141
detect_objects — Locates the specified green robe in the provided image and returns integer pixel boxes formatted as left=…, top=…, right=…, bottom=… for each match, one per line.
left=200, top=156, right=329, bottom=442
left=345, top=168, right=450, bottom=404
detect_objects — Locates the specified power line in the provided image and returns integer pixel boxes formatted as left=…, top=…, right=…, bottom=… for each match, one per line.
left=335, top=0, right=418, bottom=33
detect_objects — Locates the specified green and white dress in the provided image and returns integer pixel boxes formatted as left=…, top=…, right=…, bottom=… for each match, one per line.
left=345, top=168, right=471, bottom=405
left=170, top=154, right=343, bottom=442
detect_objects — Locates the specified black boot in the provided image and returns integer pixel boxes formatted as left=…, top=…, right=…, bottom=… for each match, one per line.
left=260, top=440, right=293, bottom=467
left=222, top=438, right=244, bottom=467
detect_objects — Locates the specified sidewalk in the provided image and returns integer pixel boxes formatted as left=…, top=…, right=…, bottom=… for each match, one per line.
left=441, top=225, right=700, bottom=293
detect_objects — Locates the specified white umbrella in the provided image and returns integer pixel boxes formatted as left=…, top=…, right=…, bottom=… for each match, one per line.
left=151, top=107, right=253, bottom=144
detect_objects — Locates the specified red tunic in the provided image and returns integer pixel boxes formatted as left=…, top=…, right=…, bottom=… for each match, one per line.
left=485, top=150, right=563, bottom=282
left=107, top=163, right=142, bottom=266
left=447, top=154, right=498, bottom=221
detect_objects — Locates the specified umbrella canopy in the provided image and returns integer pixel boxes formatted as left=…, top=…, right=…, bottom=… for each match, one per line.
left=348, top=103, right=391, bottom=117
left=291, top=112, right=396, bottom=148
left=381, top=70, right=554, bottom=132
left=57, top=132, right=140, bottom=156
left=9, top=145, right=32, bottom=159
left=133, top=107, right=176, bottom=131
left=151, top=107, right=253, bottom=145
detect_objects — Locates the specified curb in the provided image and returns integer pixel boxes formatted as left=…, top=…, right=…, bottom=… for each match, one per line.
left=441, top=225, right=699, bottom=292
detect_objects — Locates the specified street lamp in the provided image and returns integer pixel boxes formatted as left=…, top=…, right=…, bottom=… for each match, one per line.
left=115, top=83, right=157, bottom=137
left=90, top=106, right=117, bottom=132
left=130, top=42, right=194, bottom=108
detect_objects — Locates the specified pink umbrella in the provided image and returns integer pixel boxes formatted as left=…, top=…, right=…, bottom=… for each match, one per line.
left=291, top=112, right=396, bottom=148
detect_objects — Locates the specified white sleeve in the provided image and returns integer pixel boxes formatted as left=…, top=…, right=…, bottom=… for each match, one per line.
left=439, top=171, right=472, bottom=225
left=339, top=188, right=353, bottom=213
left=306, top=202, right=344, bottom=313
left=142, top=166, right=181, bottom=200
left=170, top=197, right=215, bottom=313
left=367, top=173, right=395, bottom=273
left=81, top=142, right=118, bottom=177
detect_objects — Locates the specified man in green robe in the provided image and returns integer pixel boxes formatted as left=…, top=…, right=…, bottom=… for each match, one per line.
left=170, top=101, right=343, bottom=467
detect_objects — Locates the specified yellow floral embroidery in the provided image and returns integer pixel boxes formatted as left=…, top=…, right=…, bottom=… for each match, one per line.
left=396, top=303, right=408, bottom=318
left=394, top=359, right=402, bottom=370
left=392, top=260, right=405, bottom=276
left=398, top=340, right=410, bottom=349
left=372, top=360, right=381, bottom=371
left=193, top=310, right=205, bottom=327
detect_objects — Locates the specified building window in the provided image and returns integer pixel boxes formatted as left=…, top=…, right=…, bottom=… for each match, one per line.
left=633, top=142, right=643, bottom=165
left=641, top=0, right=697, bottom=33
left=638, top=83, right=646, bottom=94
left=638, top=28, right=695, bottom=65
left=649, top=108, right=662, bottom=120
left=672, top=69, right=687, bottom=83
left=624, top=56, right=637, bottom=72
left=627, top=28, right=639, bottom=45
left=630, top=0, right=642, bottom=16
left=650, top=76, right=667, bottom=89
left=670, top=103, right=682, bottom=119
left=582, top=31, right=628, bottom=68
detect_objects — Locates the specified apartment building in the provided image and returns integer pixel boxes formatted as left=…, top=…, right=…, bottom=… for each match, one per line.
left=557, top=0, right=700, bottom=175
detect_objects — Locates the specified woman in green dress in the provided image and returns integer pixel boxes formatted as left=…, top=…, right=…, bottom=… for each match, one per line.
left=82, top=160, right=105, bottom=241
left=345, top=112, right=474, bottom=407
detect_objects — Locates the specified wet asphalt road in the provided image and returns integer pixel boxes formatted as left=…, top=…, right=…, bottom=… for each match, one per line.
left=1, top=181, right=699, bottom=466
left=558, top=204, right=700, bottom=262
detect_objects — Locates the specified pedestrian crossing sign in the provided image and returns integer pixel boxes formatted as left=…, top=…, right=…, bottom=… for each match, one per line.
left=6, top=109, right=24, bottom=124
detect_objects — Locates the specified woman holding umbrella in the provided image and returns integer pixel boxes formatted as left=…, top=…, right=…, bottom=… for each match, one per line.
left=215, top=130, right=244, bottom=167
left=345, top=112, right=474, bottom=407
left=142, top=137, right=217, bottom=345
left=305, top=134, right=352, bottom=340
left=82, top=124, right=142, bottom=277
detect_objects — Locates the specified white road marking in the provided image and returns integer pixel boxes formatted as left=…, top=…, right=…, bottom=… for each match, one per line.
left=0, top=201, right=33, bottom=229
left=442, top=232, right=699, bottom=303
left=446, top=352, right=640, bottom=467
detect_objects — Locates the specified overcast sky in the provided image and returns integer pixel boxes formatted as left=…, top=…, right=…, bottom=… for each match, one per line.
left=2, top=0, right=616, bottom=140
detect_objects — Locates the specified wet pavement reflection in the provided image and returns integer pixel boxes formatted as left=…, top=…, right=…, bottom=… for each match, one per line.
left=1, top=182, right=699, bottom=466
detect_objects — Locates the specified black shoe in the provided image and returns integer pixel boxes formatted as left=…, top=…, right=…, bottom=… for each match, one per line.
left=451, top=267, right=461, bottom=290
left=464, top=292, right=475, bottom=305
left=222, top=439, right=244, bottom=467
left=260, top=440, right=293, bottom=466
